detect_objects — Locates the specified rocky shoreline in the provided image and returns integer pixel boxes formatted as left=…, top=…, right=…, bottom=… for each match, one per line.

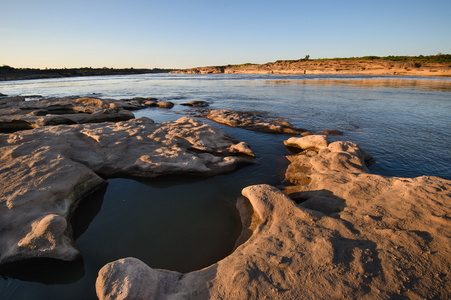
left=1, top=95, right=450, bottom=299
left=95, top=134, right=451, bottom=299
left=171, top=59, right=451, bottom=77
left=0, top=96, right=257, bottom=266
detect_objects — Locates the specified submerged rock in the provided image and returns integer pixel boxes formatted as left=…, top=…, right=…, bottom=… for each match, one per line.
left=0, top=117, right=256, bottom=265
left=96, top=135, right=451, bottom=299
left=320, top=129, right=343, bottom=136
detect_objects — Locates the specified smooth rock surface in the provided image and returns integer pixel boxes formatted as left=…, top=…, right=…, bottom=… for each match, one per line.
left=156, top=101, right=174, bottom=108
left=181, top=100, right=209, bottom=107
left=96, top=135, right=451, bottom=299
left=198, top=109, right=304, bottom=135
left=0, top=96, right=137, bottom=132
left=0, top=117, right=255, bottom=265
left=283, top=134, right=330, bottom=151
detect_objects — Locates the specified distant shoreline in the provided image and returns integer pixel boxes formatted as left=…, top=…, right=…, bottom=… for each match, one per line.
left=0, top=66, right=175, bottom=81
left=171, top=56, right=451, bottom=77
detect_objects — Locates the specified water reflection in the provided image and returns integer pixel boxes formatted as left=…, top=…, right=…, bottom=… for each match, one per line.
left=264, top=78, right=451, bottom=92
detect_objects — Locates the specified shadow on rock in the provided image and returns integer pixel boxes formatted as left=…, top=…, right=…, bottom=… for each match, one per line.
left=330, top=237, right=383, bottom=286
left=288, top=189, right=346, bottom=216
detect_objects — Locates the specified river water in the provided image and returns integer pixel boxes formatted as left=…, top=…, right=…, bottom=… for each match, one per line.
left=0, top=74, right=450, bottom=299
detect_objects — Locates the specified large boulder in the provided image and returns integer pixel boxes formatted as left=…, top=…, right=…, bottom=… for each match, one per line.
left=0, top=117, right=255, bottom=265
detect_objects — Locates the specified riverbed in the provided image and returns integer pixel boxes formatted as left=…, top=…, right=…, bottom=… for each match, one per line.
left=0, top=74, right=450, bottom=299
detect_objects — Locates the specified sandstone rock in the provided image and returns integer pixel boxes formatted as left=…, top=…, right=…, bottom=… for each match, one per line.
left=228, top=141, right=256, bottom=157
left=0, top=96, right=136, bottom=132
left=283, top=134, right=330, bottom=151
left=96, top=258, right=182, bottom=300
left=181, top=100, right=209, bottom=107
left=96, top=137, right=451, bottom=299
left=321, top=129, right=343, bottom=136
left=144, top=100, right=158, bottom=107
left=204, top=109, right=304, bottom=135
left=131, top=97, right=158, bottom=101
left=0, top=93, right=7, bottom=97
left=122, top=97, right=159, bottom=108
left=0, top=117, right=256, bottom=265
left=156, top=101, right=174, bottom=108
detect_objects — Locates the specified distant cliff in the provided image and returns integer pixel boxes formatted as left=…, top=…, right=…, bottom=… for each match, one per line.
left=171, top=55, right=451, bottom=77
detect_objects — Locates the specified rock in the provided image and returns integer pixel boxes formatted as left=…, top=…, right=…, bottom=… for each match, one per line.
left=284, top=139, right=372, bottom=187
left=0, top=96, right=136, bottom=132
left=228, top=141, right=256, bottom=157
left=205, top=109, right=304, bottom=135
left=283, top=134, right=330, bottom=151
left=121, top=97, right=159, bottom=109
left=0, top=117, right=256, bottom=265
left=0, top=93, right=8, bottom=97
left=96, top=258, right=182, bottom=300
left=156, top=101, right=174, bottom=108
left=181, top=100, right=209, bottom=107
left=96, top=137, right=451, bottom=299
left=321, top=129, right=343, bottom=136
left=132, top=97, right=157, bottom=101
left=144, top=100, right=158, bottom=107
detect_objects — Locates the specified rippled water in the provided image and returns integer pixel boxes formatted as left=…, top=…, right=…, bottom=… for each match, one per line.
left=1, top=74, right=450, bottom=299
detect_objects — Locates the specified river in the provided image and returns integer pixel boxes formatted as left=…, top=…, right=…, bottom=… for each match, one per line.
left=0, top=74, right=450, bottom=299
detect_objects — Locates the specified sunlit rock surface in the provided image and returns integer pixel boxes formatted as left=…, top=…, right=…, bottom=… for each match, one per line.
left=96, top=135, right=451, bottom=300
left=0, top=96, right=148, bottom=132
left=193, top=109, right=305, bottom=135
left=0, top=117, right=255, bottom=265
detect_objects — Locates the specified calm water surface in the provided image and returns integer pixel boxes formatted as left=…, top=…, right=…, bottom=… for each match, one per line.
left=1, top=74, right=450, bottom=299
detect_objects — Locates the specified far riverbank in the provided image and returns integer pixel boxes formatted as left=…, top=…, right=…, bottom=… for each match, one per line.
left=0, top=66, right=175, bottom=81
left=171, top=55, right=451, bottom=77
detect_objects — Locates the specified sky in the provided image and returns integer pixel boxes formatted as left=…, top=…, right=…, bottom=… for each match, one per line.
left=1, top=0, right=450, bottom=69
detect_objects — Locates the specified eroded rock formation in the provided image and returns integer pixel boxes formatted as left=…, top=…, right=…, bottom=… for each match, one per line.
left=181, top=100, right=209, bottom=107
left=171, top=59, right=451, bottom=77
left=96, top=135, right=451, bottom=299
left=0, top=117, right=255, bottom=265
left=0, top=96, right=142, bottom=132
left=193, top=109, right=305, bottom=135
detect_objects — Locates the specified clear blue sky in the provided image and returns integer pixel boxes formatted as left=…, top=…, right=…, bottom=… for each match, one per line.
left=1, top=0, right=450, bottom=69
